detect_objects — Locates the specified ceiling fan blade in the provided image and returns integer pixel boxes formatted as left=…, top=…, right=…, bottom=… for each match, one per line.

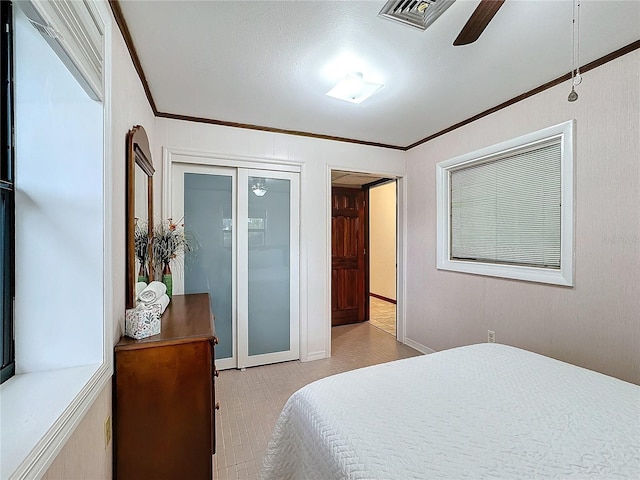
left=453, top=0, right=505, bottom=46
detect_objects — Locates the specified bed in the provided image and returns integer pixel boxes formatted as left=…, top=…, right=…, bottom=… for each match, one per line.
left=259, top=343, right=640, bottom=479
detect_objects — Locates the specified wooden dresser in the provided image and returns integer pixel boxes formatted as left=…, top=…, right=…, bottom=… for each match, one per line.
left=114, top=293, right=218, bottom=479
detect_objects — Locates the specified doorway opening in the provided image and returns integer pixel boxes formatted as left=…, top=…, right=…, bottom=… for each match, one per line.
left=368, top=180, right=397, bottom=337
left=330, top=170, right=398, bottom=338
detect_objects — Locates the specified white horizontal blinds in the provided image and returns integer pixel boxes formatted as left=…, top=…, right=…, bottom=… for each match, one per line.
left=450, top=140, right=562, bottom=268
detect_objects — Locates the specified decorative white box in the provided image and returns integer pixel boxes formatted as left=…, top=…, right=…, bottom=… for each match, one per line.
left=125, top=304, right=162, bottom=340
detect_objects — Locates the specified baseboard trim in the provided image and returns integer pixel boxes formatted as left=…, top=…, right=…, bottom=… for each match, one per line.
left=370, top=293, right=396, bottom=304
left=403, top=337, right=436, bottom=355
left=303, top=351, right=327, bottom=362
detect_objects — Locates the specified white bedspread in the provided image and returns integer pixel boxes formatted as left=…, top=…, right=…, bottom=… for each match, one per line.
left=259, top=344, right=640, bottom=479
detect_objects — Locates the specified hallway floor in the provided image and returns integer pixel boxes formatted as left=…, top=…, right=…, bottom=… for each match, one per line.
left=368, top=295, right=396, bottom=337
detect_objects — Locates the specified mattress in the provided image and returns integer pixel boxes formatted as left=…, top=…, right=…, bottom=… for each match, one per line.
left=259, top=343, right=640, bottom=479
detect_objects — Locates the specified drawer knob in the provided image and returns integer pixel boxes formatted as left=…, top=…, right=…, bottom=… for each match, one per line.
left=215, top=402, right=220, bottom=411
left=213, top=336, right=219, bottom=345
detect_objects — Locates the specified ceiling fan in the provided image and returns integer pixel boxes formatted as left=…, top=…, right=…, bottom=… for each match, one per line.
left=453, top=0, right=505, bottom=46
left=379, top=0, right=506, bottom=46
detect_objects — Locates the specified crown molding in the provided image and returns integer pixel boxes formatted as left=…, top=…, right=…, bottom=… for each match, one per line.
left=108, top=0, right=157, bottom=114
left=406, top=40, right=640, bottom=150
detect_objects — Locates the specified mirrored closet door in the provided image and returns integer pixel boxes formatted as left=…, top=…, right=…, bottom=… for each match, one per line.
left=172, top=164, right=299, bottom=369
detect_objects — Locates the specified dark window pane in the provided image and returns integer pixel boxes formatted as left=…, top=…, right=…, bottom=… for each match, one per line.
left=0, top=194, right=4, bottom=364
left=0, top=0, right=14, bottom=384
left=1, top=1, right=13, bottom=183
left=0, top=189, right=14, bottom=381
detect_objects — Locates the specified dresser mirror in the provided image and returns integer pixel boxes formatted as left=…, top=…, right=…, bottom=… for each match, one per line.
left=126, top=125, right=154, bottom=309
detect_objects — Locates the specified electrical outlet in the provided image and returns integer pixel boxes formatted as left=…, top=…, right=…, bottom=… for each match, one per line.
left=104, top=416, right=111, bottom=449
left=487, top=330, right=496, bottom=343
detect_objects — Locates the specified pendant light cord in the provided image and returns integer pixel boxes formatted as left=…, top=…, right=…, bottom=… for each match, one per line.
left=568, top=0, right=581, bottom=101
left=572, top=0, right=582, bottom=86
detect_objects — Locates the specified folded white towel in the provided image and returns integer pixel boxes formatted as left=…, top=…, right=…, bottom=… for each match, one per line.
left=135, top=282, right=148, bottom=299
left=155, top=294, right=170, bottom=315
left=136, top=294, right=170, bottom=315
left=138, top=281, right=167, bottom=304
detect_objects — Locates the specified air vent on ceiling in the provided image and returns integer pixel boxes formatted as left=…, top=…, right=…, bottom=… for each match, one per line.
left=378, top=0, right=455, bottom=31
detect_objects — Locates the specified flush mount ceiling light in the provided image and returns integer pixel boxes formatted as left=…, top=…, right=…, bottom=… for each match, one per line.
left=325, top=72, right=383, bottom=104
left=251, top=178, right=268, bottom=197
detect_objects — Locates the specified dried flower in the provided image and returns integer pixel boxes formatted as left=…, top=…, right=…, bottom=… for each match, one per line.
left=152, top=217, right=195, bottom=277
left=133, top=218, right=149, bottom=266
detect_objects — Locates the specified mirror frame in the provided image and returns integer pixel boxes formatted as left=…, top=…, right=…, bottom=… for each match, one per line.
left=126, top=125, right=155, bottom=309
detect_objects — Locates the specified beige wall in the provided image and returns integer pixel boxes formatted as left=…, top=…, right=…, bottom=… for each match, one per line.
left=405, top=50, right=640, bottom=384
left=41, top=383, right=112, bottom=480
left=369, top=182, right=397, bottom=301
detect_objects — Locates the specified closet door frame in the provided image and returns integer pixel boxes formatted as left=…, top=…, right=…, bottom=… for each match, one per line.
left=164, top=150, right=302, bottom=370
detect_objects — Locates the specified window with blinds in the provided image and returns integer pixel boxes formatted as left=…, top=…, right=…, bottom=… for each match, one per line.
left=436, top=121, right=574, bottom=286
left=450, top=141, right=561, bottom=268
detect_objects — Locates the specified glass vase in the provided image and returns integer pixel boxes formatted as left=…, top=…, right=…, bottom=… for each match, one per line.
left=138, top=262, right=148, bottom=283
left=162, top=261, right=173, bottom=298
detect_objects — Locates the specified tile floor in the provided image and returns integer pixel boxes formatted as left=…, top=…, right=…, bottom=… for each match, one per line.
left=368, top=295, right=397, bottom=336
left=214, top=322, right=421, bottom=480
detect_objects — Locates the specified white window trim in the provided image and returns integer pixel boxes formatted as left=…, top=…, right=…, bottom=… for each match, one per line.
left=436, top=120, right=575, bottom=287
left=0, top=1, right=113, bottom=479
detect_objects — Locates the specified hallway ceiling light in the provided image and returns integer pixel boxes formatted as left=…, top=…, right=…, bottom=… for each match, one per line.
left=251, top=178, right=268, bottom=197
left=325, top=72, right=383, bottom=104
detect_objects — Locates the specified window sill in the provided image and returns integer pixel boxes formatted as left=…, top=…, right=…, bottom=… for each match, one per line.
left=436, top=260, right=574, bottom=287
left=0, top=363, right=111, bottom=480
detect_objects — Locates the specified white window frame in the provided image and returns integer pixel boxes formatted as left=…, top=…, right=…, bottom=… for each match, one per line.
left=436, top=120, right=574, bottom=286
left=0, top=2, right=113, bottom=479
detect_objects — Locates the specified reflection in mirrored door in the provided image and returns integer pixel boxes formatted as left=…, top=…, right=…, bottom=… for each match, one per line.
left=173, top=165, right=236, bottom=369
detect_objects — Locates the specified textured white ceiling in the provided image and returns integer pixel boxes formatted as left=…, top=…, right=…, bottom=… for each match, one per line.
left=118, top=0, right=640, bottom=148
left=332, top=170, right=390, bottom=187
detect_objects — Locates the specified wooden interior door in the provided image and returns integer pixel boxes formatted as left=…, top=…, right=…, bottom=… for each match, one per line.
left=331, top=187, right=368, bottom=326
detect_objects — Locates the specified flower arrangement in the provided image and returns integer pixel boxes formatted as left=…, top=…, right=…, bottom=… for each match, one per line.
left=151, top=218, right=194, bottom=279
left=133, top=219, right=150, bottom=280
